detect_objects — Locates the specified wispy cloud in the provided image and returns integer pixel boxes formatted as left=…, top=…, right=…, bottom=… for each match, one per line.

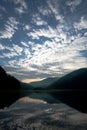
left=32, top=14, right=47, bottom=26
left=66, top=0, right=82, bottom=12
left=0, top=43, right=23, bottom=59
left=47, top=0, right=64, bottom=22
left=28, top=26, right=57, bottom=39
left=84, top=32, right=87, bottom=36
left=74, top=16, right=87, bottom=30
left=13, top=44, right=23, bottom=55
left=6, top=34, right=87, bottom=80
left=13, top=0, right=28, bottom=14
left=23, top=25, right=31, bottom=31
left=3, top=51, right=18, bottom=58
left=28, top=24, right=69, bottom=44
left=0, top=43, right=5, bottom=50
left=1, top=0, right=87, bottom=82
left=21, top=41, right=29, bottom=47
left=0, top=43, right=14, bottom=52
left=0, top=17, right=19, bottom=39
left=38, top=6, right=52, bottom=16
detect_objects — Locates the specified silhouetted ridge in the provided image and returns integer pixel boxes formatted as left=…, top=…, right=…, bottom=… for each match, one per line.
left=30, top=77, right=59, bottom=88
left=47, top=68, right=87, bottom=90
left=0, top=66, right=21, bottom=108
left=0, top=66, right=6, bottom=79
left=47, top=68, right=87, bottom=113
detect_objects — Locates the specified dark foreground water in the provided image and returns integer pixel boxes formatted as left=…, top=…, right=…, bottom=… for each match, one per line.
left=0, top=91, right=87, bottom=130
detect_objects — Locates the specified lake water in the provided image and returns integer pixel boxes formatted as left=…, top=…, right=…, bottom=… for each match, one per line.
left=0, top=90, right=87, bottom=130
left=0, top=96, right=87, bottom=130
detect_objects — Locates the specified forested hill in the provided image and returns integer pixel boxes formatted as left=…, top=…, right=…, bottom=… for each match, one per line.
left=47, top=68, right=87, bottom=90
left=0, top=66, right=20, bottom=90
left=0, top=66, right=21, bottom=108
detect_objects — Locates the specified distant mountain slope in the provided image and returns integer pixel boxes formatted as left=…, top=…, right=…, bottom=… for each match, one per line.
left=0, top=66, right=20, bottom=90
left=47, top=68, right=87, bottom=113
left=30, top=77, right=59, bottom=88
left=0, top=66, right=21, bottom=108
left=47, top=68, right=87, bottom=90
left=20, top=82, right=32, bottom=89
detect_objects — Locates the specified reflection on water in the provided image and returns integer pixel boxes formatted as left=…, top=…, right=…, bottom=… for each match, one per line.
left=23, top=91, right=60, bottom=103
left=23, top=89, right=87, bottom=113
left=0, top=90, right=87, bottom=130
left=1, top=89, right=87, bottom=113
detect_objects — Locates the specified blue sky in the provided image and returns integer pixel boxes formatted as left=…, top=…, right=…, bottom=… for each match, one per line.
left=0, top=0, right=87, bottom=82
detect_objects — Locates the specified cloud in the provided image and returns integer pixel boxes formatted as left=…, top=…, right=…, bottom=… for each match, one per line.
left=0, top=45, right=14, bottom=52
left=1, top=0, right=87, bottom=82
left=0, top=43, right=15, bottom=51
left=13, top=44, right=23, bottom=55
left=32, top=0, right=64, bottom=26
left=47, top=0, right=64, bottom=22
left=23, top=48, right=32, bottom=59
left=0, top=17, right=19, bottom=39
left=32, top=14, right=47, bottom=26
left=13, top=0, right=28, bottom=14
left=74, top=16, right=87, bottom=30
left=0, top=43, right=5, bottom=50
left=0, top=43, right=23, bottom=59
left=27, top=26, right=57, bottom=39
left=21, top=41, right=29, bottom=47
left=28, top=25, right=69, bottom=44
left=38, top=6, right=52, bottom=16
left=3, top=51, right=18, bottom=58
left=23, top=25, right=31, bottom=31
left=66, top=0, right=82, bottom=12
left=6, top=60, right=17, bottom=67
left=84, top=32, right=87, bottom=36
left=5, top=34, right=87, bottom=81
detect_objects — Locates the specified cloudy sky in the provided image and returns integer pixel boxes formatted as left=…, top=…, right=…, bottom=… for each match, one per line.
left=0, top=0, right=87, bottom=82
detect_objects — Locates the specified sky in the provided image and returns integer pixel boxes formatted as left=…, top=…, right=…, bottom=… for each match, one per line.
left=0, top=0, right=87, bottom=83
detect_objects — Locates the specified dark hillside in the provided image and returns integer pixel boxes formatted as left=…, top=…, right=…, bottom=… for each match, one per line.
left=0, top=66, right=21, bottom=108
left=47, top=68, right=87, bottom=90
left=47, top=68, right=87, bottom=113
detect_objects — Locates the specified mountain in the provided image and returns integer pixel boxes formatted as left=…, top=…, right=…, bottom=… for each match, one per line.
left=1, top=66, right=87, bottom=113
left=47, top=68, right=87, bottom=90
left=47, top=68, right=87, bottom=113
left=0, top=66, right=21, bottom=108
left=20, top=82, right=33, bottom=90
left=30, top=77, right=59, bottom=88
